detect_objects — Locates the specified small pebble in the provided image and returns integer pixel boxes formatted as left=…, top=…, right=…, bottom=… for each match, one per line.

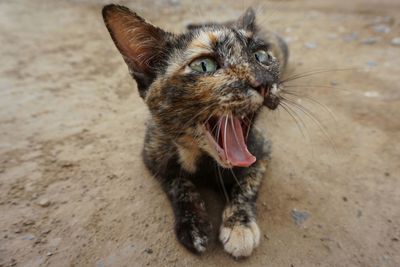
left=291, top=209, right=310, bottom=225
left=34, top=238, right=44, bottom=244
left=304, top=42, right=317, bottom=49
left=391, top=37, right=400, bottom=46
left=343, top=32, right=358, bottom=42
left=22, top=234, right=35, bottom=240
left=357, top=210, right=362, bottom=217
left=61, top=162, right=74, bottom=168
left=307, top=11, right=320, bottom=19
left=170, top=0, right=180, bottom=6
left=38, top=198, right=51, bottom=207
left=373, top=24, right=391, bottom=34
left=107, top=174, right=118, bottom=180
left=9, top=259, right=17, bottom=266
left=382, top=255, right=391, bottom=261
left=370, top=16, right=394, bottom=26
left=22, top=219, right=35, bottom=226
left=327, top=33, right=338, bottom=40
left=364, top=91, right=380, bottom=97
left=144, top=248, right=153, bottom=254
left=330, top=80, right=339, bottom=86
left=366, top=60, right=378, bottom=67
left=284, top=36, right=293, bottom=44
left=41, top=229, right=51, bottom=235
left=46, top=252, right=53, bottom=256
left=361, top=37, right=380, bottom=45
left=96, top=260, right=106, bottom=267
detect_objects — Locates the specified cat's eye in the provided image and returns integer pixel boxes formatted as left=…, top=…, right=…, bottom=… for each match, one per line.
left=189, top=58, right=218, bottom=73
left=254, top=50, right=271, bottom=65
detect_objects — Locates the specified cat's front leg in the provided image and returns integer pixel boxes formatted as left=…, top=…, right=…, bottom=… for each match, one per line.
left=165, top=177, right=212, bottom=254
left=219, top=158, right=268, bottom=258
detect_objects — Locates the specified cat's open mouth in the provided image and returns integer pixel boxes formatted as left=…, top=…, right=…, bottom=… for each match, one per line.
left=204, top=116, right=256, bottom=168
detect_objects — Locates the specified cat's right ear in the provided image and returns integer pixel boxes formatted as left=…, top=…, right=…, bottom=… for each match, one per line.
left=102, top=4, right=169, bottom=98
left=235, top=7, right=256, bottom=32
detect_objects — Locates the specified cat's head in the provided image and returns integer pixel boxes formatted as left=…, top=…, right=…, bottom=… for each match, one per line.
left=103, top=5, right=282, bottom=168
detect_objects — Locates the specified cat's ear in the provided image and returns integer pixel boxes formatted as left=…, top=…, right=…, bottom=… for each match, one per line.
left=102, top=4, right=169, bottom=98
left=235, top=7, right=256, bottom=32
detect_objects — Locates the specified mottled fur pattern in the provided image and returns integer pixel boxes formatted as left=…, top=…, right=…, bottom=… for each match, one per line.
left=102, top=4, right=288, bottom=258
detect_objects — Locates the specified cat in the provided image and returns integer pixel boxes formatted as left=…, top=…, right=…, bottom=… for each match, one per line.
left=102, top=4, right=288, bottom=258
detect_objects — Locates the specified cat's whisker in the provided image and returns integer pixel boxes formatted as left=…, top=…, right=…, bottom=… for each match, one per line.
left=215, top=163, right=229, bottom=202
left=278, top=102, right=309, bottom=140
left=280, top=96, right=337, bottom=151
left=282, top=84, right=350, bottom=93
left=255, top=1, right=287, bottom=27
left=229, top=168, right=244, bottom=192
left=280, top=96, right=326, bottom=131
left=246, top=113, right=254, bottom=140
left=219, top=178, right=230, bottom=203
left=213, top=113, right=225, bottom=199
left=241, top=113, right=266, bottom=140
left=171, top=102, right=218, bottom=143
left=280, top=67, right=356, bottom=84
left=209, top=113, right=223, bottom=136
left=203, top=112, right=217, bottom=135
left=281, top=90, right=337, bottom=123
left=243, top=120, right=263, bottom=141
left=191, top=102, right=219, bottom=126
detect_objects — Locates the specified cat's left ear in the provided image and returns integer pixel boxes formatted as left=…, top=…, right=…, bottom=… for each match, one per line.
left=235, top=7, right=256, bottom=32
left=102, top=4, right=170, bottom=98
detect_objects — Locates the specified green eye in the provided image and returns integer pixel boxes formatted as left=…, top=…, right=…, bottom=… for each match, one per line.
left=254, top=50, right=271, bottom=64
left=189, top=58, right=218, bottom=73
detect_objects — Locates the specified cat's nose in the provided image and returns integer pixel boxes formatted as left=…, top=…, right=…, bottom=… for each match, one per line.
left=248, top=73, right=274, bottom=90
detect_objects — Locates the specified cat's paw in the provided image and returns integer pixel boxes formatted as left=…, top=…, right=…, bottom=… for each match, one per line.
left=175, top=218, right=212, bottom=254
left=219, top=221, right=260, bottom=258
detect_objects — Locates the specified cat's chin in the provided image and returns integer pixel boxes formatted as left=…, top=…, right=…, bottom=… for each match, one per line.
left=202, top=115, right=256, bottom=168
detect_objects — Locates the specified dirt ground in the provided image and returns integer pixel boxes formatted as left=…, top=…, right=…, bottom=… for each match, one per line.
left=1, top=0, right=399, bottom=266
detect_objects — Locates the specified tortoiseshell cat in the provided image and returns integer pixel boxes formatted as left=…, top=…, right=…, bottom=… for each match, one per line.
left=102, top=4, right=288, bottom=258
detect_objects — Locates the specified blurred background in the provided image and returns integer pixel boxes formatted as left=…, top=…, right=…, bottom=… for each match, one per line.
left=0, top=0, right=399, bottom=266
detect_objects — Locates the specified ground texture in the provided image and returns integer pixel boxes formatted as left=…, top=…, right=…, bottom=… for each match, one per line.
left=1, top=0, right=400, bottom=266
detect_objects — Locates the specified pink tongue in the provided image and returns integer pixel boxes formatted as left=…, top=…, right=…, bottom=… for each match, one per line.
left=220, top=116, right=256, bottom=167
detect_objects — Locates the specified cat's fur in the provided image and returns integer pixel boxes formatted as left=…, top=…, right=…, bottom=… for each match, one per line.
left=102, top=4, right=288, bottom=258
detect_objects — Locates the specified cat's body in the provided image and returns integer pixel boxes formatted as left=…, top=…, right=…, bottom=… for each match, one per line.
left=102, top=4, right=288, bottom=258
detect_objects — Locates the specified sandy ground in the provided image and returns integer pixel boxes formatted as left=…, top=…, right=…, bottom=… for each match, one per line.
left=1, top=0, right=400, bottom=266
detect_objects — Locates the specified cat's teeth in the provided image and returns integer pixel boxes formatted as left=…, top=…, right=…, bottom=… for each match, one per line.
left=271, top=83, right=280, bottom=95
